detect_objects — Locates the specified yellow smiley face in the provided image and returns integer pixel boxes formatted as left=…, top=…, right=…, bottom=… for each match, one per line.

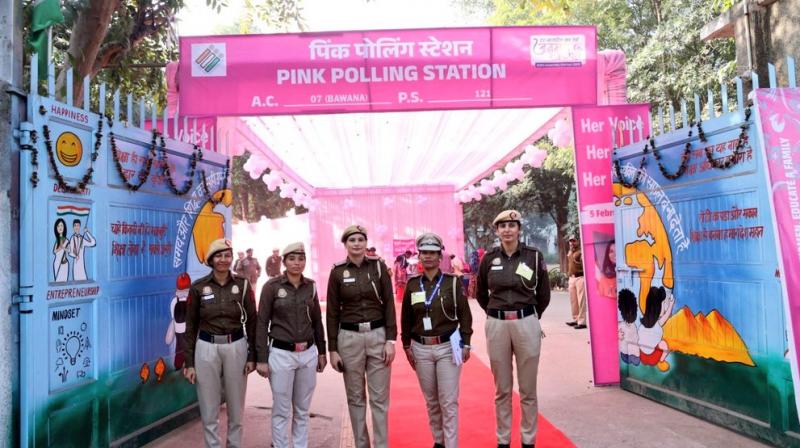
left=56, top=131, right=83, bottom=167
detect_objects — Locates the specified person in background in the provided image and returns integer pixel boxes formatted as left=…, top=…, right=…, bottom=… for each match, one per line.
left=256, top=242, right=327, bottom=448
left=326, top=225, right=396, bottom=448
left=241, top=248, right=262, bottom=287
left=450, top=253, right=464, bottom=276
left=476, top=210, right=550, bottom=448
left=232, top=251, right=245, bottom=277
left=402, top=232, right=472, bottom=448
left=440, top=248, right=452, bottom=274
left=597, top=242, right=617, bottom=300
left=394, top=254, right=409, bottom=303
left=266, top=248, right=282, bottom=279
left=183, top=239, right=257, bottom=448
left=566, top=235, right=587, bottom=330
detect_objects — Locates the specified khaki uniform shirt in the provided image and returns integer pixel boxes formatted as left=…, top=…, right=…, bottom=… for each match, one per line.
left=476, top=245, right=551, bottom=318
left=400, top=271, right=473, bottom=347
left=184, top=272, right=257, bottom=368
left=256, top=275, right=326, bottom=362
left=326, top=256, right=396, bottom=352
left=568, top=248, right=584, bottom=277
left=266, top=255, right=282, bottom=277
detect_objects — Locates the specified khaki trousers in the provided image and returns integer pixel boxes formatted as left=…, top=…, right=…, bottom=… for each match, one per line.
left=486, top=315, right=542, bottom=445
left=337, top=327, right=391, bottom=448
left=411, top=341, right=462, bottom=447
left=195, top=338, right=248, bottom=448
left=569, top=275, right=586, bottom=325
left=268, top=345, right=319, bottom=448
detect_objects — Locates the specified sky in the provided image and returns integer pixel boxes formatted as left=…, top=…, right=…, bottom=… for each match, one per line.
left=176, top=0, right=487, bottom=36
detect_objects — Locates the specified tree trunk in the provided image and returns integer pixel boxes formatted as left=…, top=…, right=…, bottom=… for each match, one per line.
left=65, top=0, right=120, bottom=105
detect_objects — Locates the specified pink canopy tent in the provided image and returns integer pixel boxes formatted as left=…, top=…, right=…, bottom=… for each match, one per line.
left=202, top=50, right=627, bottom=300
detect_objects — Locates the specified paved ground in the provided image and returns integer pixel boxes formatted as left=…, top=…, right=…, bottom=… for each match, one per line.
left=146, top=291, right=770, bottom=447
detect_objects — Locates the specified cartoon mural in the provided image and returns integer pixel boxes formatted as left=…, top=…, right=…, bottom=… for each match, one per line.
left=21, top=90, right=233, bottom=447
left=612, top=105, right=798, bottom=445
left=613, top=181, right=754, bottom=371
left=51, top=204, right=95, bottom=283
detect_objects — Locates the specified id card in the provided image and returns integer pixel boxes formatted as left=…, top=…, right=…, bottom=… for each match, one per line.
left=411, top=292, right=426, bottom=305
left=516, top=262, right=534, bottom=280
left=423, top=316, right=433, bottom=331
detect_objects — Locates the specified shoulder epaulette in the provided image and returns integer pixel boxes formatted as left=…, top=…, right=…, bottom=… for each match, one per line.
left=332, top=259, right=348, bottom=268
left=407, top=273, right=422, bottom=280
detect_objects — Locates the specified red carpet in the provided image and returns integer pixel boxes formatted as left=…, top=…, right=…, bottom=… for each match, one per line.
left=388, top=353, right=575, bottom=447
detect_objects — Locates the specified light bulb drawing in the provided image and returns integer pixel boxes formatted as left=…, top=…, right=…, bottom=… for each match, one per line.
left=62, top=331, right=84, bottom=366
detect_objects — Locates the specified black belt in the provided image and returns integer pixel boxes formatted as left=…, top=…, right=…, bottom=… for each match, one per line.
left=198, top=329, right=244, bottom=344
left=271, top=338, right=314, bottom=352
left=340, top=319, right=385, bottom=333
left=488, top=304, right=537, bottom=321
left=412, top=328, right=456, bottom=346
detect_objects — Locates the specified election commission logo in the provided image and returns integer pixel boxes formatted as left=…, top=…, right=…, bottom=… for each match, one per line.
left=191, top=43, right=227, bottom=77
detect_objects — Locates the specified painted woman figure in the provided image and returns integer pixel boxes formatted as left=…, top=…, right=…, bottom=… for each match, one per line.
left=597, top=242, right=617, bottom=299
left=52, top=218, right=70, bottom=282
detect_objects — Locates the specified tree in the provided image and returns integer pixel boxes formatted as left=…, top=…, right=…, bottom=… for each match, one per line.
left=459, top=0, right=736, bottom=112
left=25, top=0, right=302, bottom=108
left=231, top=152, right=304, bottom=222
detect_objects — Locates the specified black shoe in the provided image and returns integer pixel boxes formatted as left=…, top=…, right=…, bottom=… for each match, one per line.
left=522, top=444, right=535, bottom=448
left=565, top=321, right=577, bottom=326
left=433, top=444, right=445, bottom=448
left=574, top=324, right=587, bottom=329
left=498, top=445, right=510, bottom=448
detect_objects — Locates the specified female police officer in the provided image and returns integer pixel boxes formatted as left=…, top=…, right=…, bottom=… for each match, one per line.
left=327, top=225, right=396, bottom=448
left=476, top=210, right=550, bottom=448
left=256, top=242, right=326, bottom=448
left=183, top=238, right=257, bottom=448
left=401, top=232, right=472, bottom=448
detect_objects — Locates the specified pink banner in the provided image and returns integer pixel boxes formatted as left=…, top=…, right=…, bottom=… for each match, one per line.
left=754, top=87, right=800, bottom=412
left=571, top=104, right=650, bottom=385
left=179, top=26, right=597, bottom=116
left=393, top=239, right=416, bottom=257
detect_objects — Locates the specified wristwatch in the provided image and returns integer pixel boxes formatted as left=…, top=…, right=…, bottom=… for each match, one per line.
left=462, top=344, right=472, bottom=349
left=386, top=340, right=396, bottom=344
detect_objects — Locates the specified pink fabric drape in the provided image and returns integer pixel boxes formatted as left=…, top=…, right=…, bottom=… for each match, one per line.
left=308, top=185, right=464, bottom=301
left=597, top=50, right=627, bottom=105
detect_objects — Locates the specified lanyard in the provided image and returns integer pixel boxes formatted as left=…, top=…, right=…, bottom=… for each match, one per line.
left=419, top=273, right=444, bottom=313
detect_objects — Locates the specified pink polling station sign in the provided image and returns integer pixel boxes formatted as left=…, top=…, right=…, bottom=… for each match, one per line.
left=179, top=26, right=597, bottom=116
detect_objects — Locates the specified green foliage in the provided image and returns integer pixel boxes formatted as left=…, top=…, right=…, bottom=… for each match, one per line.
left=231, top=152, right=305, bottom=222
left=23, top=0, right=301, bottom=106
left=468, top=0, right=736, bottom=112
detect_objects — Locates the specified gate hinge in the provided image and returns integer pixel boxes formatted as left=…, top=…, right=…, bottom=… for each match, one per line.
left=14, top=122, right=35, bottom=151
left=12, top=294, right=32, bottom=305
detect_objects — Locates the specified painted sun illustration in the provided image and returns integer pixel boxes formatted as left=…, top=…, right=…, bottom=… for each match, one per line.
left=56, top=131, right=83, bottom=167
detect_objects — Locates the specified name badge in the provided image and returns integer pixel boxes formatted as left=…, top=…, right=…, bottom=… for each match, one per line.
left=343, top=278, right=356, bottom=283
left=516, top=262, right=534, bottom=280
left=411, top=292, right=426, bottom=305
left=202, top=294, right=215, bottom=301
left=423, top=316, right=433, bottom=331
left=490, top=266, right=504, bottom=271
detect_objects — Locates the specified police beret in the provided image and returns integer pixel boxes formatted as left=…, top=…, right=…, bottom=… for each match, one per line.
left=282, top=241, right=306, bottom=257
left=416, top=232, right=443, bottom=251
left=492, top=209, right=522, bottom=226
left=341, top=224, right=368, bottom=243
left=206, top=238, right=233, bottom=265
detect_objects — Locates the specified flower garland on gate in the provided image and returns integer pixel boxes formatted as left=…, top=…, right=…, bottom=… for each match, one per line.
left=29, top=129, right=39, bottom=187
left=703, top=102, right=752, bottom=169
left=158, top=134, right=202, bottom=196
left=201, top=158, right=230, bottom=205
left=109, top=125, right=156, bottom=192
left=650, top=123, right=697, bottom=180
left=612, top=143, right=648, bottom=189
left=40, top=105, right=102, bottom=194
